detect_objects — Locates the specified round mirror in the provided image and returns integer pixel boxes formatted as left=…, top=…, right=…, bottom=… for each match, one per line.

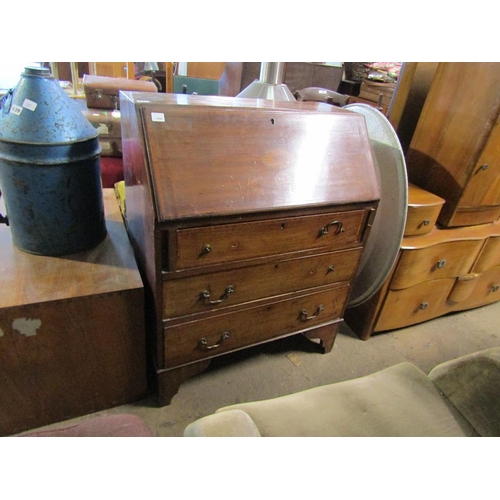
left=344, top=103, right=408, bottom=307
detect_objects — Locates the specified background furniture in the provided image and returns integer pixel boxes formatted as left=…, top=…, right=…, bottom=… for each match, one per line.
left=121, top=92, right=380, bottom=406
left=0, top=190, right=147, bottom=436
left=406, top=62, right=500, bottom=228
left=345, top=184, right=500, bottom=339
left=346, top=63, right=500, bottom=339
left=174, top=62, right=243, bottom=97
left=240, top=62, right=344, bottom=96
left=184, top=346, right=500, bottom=437
left=387, top=62, right=439, bottom=154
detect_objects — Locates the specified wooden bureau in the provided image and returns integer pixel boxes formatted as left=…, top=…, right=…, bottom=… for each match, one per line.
left=120, top=92, right=380, bottom=405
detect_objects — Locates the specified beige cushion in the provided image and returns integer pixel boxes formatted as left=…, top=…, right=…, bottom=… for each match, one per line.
left=184, top=409, right=261, bottom=437
left=214, top=363, right=476, bottom=437
left=429, top=347, right=500, bottom=437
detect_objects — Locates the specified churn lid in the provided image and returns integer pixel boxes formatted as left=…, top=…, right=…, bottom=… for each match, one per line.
left=0, top=66, right=98, bottom=145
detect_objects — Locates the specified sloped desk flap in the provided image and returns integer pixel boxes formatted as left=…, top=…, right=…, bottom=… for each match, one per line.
left=122, top=93, right=380, bottom=222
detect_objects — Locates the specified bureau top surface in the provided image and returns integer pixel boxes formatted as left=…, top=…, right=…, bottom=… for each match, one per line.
left=122, top=93, right=380, bottom=221
left=0, top=189, right=143, bottom=308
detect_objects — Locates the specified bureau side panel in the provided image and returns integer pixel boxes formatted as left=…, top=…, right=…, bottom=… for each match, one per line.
left=121, top=92, right=164, bottom=367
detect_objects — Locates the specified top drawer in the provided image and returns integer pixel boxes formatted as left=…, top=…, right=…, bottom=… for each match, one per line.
left=405, top=184, right=445, bottom=237
left=173, top=209, right=368, bottom=270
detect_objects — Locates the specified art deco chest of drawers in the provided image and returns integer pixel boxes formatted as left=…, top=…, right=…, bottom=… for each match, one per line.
left=120, top=92, right=380, bottom=405
left=345, top=184, right=500, bottom=340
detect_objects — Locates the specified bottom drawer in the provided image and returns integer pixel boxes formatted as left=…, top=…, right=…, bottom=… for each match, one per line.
left=376, top=279, right=454, bottom=331
left=164, top=285, right=349, bottom=367
left=451, top=266, right=500, bottom=312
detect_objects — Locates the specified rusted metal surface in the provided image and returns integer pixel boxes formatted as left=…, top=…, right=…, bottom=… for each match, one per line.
left=0, top=66, right=106, bottom=255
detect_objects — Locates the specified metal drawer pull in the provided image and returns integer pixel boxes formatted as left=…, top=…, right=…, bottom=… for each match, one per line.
left=421, top=219, right=430, bottom=227
left=200, top=244, right=212, bottom=256
left=319, top=221, right=344, bottom=236
left=299, top=304, right=324, bottom=321
left=419, top=302, right=429, bottom=310
left=198, top=332, right=230, bottom=351
left=492, top=285, right=500, bottom=293
left=200, top=286, right=235, bottom=305
left=436, top=259, right=446, bottom=269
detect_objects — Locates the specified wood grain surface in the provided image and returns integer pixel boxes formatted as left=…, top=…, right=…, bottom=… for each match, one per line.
left=0, top=189, right=143, bottom=308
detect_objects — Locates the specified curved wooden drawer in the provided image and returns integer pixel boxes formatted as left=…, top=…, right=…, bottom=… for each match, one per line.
left=450, top=266, right=500, bottom=312
left=405, top=184, right=445, bottom=237
left=164, top=285, right=349, bottom=367
left=376, top=279, right=454, bottom=331
left=174, top=210, right=367, bottom=270
left=391, top=240, right=484, bottom=290
left=163, top=248, right=362, bottom=319
left=472, top=232, right=500, bottom=272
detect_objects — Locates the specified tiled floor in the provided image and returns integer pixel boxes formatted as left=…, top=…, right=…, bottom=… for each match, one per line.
left=17, top=300, right=500, bottom=437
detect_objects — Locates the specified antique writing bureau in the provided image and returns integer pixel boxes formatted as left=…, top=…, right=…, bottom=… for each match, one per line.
left=120, top=92, right=380, bottom=405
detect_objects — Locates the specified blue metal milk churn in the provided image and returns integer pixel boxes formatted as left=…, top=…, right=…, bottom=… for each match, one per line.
left=0, top=66, right=107, bottom=255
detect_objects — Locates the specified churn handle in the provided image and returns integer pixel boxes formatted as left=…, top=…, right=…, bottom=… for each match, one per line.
left=0, top=90, right=13, bottom=224
left=0, top=191, right=8, bottom=225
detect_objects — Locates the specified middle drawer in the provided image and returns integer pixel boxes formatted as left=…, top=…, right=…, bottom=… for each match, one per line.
left=163, top=247, right=362, bottom=319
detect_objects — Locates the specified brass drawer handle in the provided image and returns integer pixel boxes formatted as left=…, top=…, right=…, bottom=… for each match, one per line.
left=492, top=285, right=500, bottom=293
left=299, top=304, right=324, bottom=321
left=319, top=221, right=344, bottom=237
left=419, top=302, right=429, bottom=310
left=200, top=244, right=212, bottom=256
left=198, top=332, right=230, bottom=351
left=436, top=259, right=446, bottom=269
left=200, top=286, right=235, bottom=305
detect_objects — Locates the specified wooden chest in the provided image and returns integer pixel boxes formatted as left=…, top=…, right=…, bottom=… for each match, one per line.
left=0, top=190, right=147, bottom=436
left=120, top=92, right=380, bottom=405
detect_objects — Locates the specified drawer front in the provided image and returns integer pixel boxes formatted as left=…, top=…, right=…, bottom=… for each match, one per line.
left=376, top=279, right=455, bottom=331
left=391, top=240, right=484, bottom=290
left=163, top=248, right=362, bottom=319
left=404, top=205, right=442, bottom=237
left=451, top=266, right=500, bottom=311
left=174, top=210, right=367, bottom=270
left=405, top=183, right=444, bottom=237
left=164, top=285, right=349, bottom=367
left=472, top=235, right=500, bottom=273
